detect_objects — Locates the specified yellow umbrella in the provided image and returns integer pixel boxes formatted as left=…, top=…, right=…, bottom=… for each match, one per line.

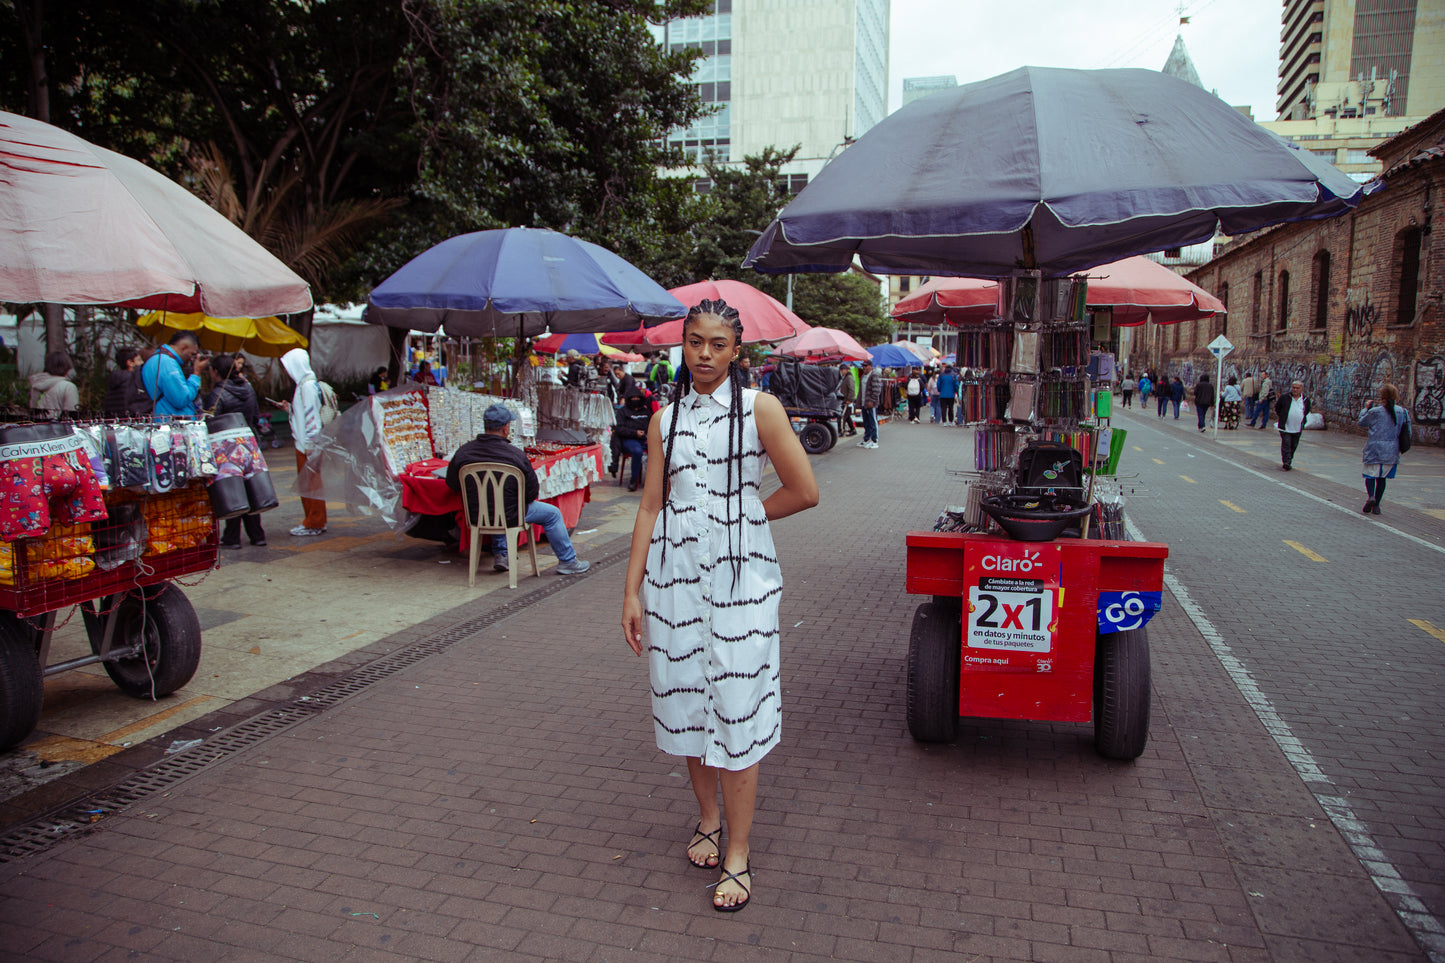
left=137, top=310, right=308, bottom=358
left=598, top=344, right=643, bottom=363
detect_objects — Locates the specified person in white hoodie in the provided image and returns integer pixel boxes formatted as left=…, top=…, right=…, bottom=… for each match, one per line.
left=29, top=351, right=80, bottom=416
left=279, top=348, right=327, bottom=536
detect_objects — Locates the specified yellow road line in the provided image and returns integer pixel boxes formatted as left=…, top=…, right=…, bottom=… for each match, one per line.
left=1152, top=458, right=1165, bottom=465
left=100, top=694, right=215, bottom=743
left=1180, top=475, right=1196, bottom=484
left=1408, top=619, right=1445, bottom=644
left=1283, top=540, right=1328, bottom=562
left=1132, top=445, right=1143, bottom=452
left=1220, top=500, right=1246, bottom=513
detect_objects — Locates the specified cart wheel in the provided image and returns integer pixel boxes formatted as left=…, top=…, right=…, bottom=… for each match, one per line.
left=907, top=600, right=961, bottom=743
left=0, top=614, right=44, bottom=751
left=93, top=588, right=202, bottom=699
left=821, top=420, right=839, bottom=451
left=1093, top=626, right=1151, bottom=760
left=798, top=421, right=832, bottom=455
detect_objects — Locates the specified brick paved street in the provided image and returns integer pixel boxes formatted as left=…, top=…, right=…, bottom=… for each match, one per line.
left=0, top=414, right=1440, bottom=961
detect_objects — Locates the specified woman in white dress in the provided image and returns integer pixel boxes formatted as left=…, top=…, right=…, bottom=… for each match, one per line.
left=622, top=299, right=818, bottom=912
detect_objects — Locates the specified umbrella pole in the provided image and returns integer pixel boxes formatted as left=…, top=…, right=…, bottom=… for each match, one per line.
left=1021, top=224, right=1037, bottom=270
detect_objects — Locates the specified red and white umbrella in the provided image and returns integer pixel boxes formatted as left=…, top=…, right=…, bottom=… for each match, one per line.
left=0, top=110, right=312, bottom=317
left=889, top=255, right=1224, bottom=327
left=773, top=326, right=870, bottom=362
left=891, top=275, right=1000, bottom=325
left=1082, top=255, right=1226, bottom=326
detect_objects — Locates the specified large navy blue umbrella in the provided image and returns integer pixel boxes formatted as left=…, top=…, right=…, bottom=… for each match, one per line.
left=744, top=67, right=1367, bottom=279
left=867, top=342, right=922, bottom=368
left=366, top=227, right=686, bottom=337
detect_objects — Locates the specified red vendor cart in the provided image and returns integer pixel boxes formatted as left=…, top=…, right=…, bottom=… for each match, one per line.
left=904, top=530, right=1168, bottom=760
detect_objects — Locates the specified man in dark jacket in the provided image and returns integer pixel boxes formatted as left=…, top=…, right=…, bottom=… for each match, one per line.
left=1274, top=381, right=1312, bottom=471
left=103, top=347, right=153, bottom=417
left=1169, top=377, right=1186, bottom=419
left=446, top=404, right=590, bottom=575
left=1192, top=374, right=1215, bottom=432
left=613, top=390, right=652, bottom=491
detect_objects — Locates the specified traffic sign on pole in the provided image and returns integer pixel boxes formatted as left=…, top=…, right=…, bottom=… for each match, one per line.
left=1207, top=336, right=1232, bottom=438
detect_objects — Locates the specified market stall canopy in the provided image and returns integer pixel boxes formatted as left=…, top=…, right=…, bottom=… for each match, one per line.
left=0, top=111, right=313, bottom=318
left=137, top=311, right=308, bottom=357
left=773, top=326, right=870, bottom=362
left=532, top=332, right=604, bottom=355
left=889, top=255, right=1226, bottom=327
left=868, top=342, right=925, bottom=368
left=364, top=227, right=686, bottom=337
left=743, top=67, right=1366, bottom=279
left=1081, top=255, right=1227, bottom=325
left=892, top=276, right=1000, bottom=325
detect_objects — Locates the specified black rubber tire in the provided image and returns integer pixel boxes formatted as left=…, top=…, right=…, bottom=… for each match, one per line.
left=906, top=600, right=961, bottom=743
left=93, top=588, right=203, bottom=699
left=0, top=614, right=43, bottom=751
left=821, top=420, right=839, bottom=451
left=1093, top=626, right=1151, bottom=760
left=799, top=421, right=832, bottom=455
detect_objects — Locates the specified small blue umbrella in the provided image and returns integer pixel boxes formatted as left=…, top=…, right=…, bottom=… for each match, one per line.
left=366, top=227, right=686, bottom=337
left=868, top=343, right=922, bottom=368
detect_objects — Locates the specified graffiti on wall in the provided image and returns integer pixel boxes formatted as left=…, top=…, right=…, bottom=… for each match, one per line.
left=1416, top=356, right=1444, bottom=426
left=1344, top=294, right=1380, bottom=343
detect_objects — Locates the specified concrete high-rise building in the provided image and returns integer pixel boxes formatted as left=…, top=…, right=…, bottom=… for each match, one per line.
left=652, top=0, right=889, bottom=191
left=1277, top=0, right=1444, bottom=122
left=1267, top=0, right=1443, bottom=180
left=902, top=75, right=957, bottom=107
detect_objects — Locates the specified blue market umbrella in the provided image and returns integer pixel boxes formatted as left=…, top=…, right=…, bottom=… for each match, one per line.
left=365, top=227, right=686, bottom=337
left=868, top=342, right=923, bottom=368
left=744, top=67, right=1366, bottom=279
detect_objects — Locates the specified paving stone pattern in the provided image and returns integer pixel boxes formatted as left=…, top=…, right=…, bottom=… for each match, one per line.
left=0, top=416, right=1435, bottom=961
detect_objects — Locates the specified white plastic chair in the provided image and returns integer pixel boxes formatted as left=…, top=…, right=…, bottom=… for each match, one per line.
left=457, top=462, right=539, bottom=589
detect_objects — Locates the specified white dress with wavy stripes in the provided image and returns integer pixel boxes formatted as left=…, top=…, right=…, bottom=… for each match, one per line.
left=643, top=381, right=782, bottom=771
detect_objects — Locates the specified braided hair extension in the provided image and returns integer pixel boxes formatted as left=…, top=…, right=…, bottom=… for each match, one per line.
left=658, top=299, right=748, bottom=588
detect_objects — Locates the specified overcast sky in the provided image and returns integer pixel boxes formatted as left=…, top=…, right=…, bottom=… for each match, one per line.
left=889, top=0, right=1283, bottom=121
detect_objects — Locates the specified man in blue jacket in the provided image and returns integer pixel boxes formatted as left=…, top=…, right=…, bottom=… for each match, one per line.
left=140, top=331, right=208, bottom=417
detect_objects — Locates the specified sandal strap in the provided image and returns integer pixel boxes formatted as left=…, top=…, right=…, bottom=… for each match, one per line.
left=714, top=864, right=752, bottom=898
left=690, top=825, right=721, bottom=850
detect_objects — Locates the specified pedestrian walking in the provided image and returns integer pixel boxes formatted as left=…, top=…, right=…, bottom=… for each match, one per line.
left=280, top=348, right=328, bottom=535
left=1251, top=374, right=1275, bottom=428
left=937, top=365, right=959, bottom=425
left=621, top=298, right=819, bottom=913
left=905, top=367, right=923, bottom=423
left=1170, top=377, right=1185, bottom=419
left=927, top=371, right=942, bottom=423
left=838, top=363, right=858, bottom=436
left=1359, top=384, right=1411, bottom=515
left=1138, top=373, right=1153, bottom=409
left=1240, top=370, right=1258, bottom=426
left=1120, top=375, right=1136, bottom=408
left=1192, top=375, right=1215, bottom=431
left=1276, top=381, right=1311, bottom=471
left=1220, top=376, right=1243, bottom=429
left=858, top=360, right=882, bottom=448
left=1156, top=375, right=1170, bottom=418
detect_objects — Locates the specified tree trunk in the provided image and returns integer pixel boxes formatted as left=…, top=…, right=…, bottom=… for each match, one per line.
left=386, top=325, right=408, bottom=387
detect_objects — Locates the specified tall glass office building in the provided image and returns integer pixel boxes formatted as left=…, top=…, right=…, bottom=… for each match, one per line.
left=652, top=0, right=889, bottom=190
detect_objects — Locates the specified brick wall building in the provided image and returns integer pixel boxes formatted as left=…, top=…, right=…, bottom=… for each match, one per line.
left=1132, top=108, right=1445, bottom=447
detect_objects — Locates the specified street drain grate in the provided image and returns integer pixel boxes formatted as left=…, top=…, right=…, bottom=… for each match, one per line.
left=0, top=547, right=627, bottom=863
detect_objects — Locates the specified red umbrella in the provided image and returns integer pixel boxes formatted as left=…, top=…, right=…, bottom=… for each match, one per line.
left=889, top=256, right=1224, bottom=327
left=773, top=326, right=870, bottom=362
left=892, top=276, right=1000, bottom=325
left=661, top=279, right=810, bottom=344
left=1082, top=255, right=1226, bottom=326
left=600, top=324, right=672, bottom=351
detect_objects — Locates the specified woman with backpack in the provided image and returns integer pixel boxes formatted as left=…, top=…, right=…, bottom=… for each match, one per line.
left=207, top=354, right=267, bottom=547
left=279, top=348, right=328, bottom=537
left=1359, top=384, right=1411, bottom=516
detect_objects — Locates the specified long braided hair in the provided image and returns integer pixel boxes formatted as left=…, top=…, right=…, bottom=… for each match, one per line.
left=659, top=299, right=749, bottom=587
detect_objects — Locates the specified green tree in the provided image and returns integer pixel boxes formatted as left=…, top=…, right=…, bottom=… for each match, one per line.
left=670, top=147, right=891, bottom=345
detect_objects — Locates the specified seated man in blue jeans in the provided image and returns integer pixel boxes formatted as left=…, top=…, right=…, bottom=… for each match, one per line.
left=445, top=404, right=590, bottom=575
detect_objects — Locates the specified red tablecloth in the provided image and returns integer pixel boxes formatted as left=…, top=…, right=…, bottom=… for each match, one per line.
left=398, top=444, right=602, bottom=551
